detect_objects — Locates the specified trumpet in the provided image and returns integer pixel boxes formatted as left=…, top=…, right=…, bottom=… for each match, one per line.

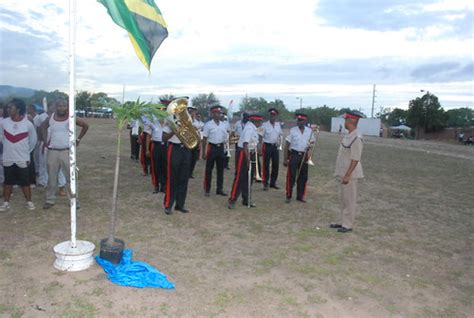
left=295, top=127, right=319, bottom=179
left=225, top=132, right=231, bottom=158
left=248, top=140, right=262, bottom=182
left=277, top=134, right=283, bottom=151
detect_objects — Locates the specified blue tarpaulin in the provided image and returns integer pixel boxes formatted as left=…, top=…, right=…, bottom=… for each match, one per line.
left=95, top=249, right=175, bottom=289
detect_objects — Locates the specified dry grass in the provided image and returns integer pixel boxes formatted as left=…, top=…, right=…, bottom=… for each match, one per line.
left=0, top=118, right=472, bottom=317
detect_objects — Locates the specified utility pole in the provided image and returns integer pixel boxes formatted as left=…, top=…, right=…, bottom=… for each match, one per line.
left=371, top=84, right=376, bottom=118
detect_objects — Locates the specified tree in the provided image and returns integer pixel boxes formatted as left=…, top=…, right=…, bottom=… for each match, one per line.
left=446, top=108, right=474, bottom=128
left=191, top=93, right=220, bottom=120
left=386, top=108, right=408, bottom=126
left=98, top=97, right=167, bottom=261
left=76, top=91, right=91, bottom=111
left=406, top=92, right=447, bottom=139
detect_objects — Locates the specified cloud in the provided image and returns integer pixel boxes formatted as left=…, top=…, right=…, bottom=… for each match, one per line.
left=411, top=61, right=474, bottom=82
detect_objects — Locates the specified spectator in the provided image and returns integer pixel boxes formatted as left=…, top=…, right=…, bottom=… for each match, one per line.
left=458, top=132, right=464, bottom=143
left=0, top=98, right=38, bottom=211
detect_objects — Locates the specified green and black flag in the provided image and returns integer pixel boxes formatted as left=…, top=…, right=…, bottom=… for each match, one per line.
left=98, top=0, right=168, bottom=71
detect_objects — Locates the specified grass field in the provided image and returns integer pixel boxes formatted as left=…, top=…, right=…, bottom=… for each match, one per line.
left=0, top=118, right=473, bottom=317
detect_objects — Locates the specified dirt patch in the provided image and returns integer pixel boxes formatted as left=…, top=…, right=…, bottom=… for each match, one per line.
left=0, top=119, right=472, bottom=317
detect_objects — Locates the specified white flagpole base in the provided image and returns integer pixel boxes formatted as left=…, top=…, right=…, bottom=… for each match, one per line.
left=53, top=240, right=95, bottom=272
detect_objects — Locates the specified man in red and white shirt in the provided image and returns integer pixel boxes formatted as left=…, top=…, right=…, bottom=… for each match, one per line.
left=0, top=98, right=37, bottom=211
left=40, top=99, right=88, bottom=209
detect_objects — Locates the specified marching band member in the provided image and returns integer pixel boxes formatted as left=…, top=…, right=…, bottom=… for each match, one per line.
left=284, top=113, right=315, bottom=203
left=202, top=105, right=229, bottom=197
left=145, top=104, right=167, bottom=194
left=228, top=113, right=263, bottom=209
left=261, top=108, right=282, bottom=190
left=232, top=112, right=248, bottom=166
left=330, top=110, right=365, bottom=233
left=162, top=98, right=192, bottom=215
left=188, top=105, right=203, bottom=179
left=221, top=111, right=231, bottom=170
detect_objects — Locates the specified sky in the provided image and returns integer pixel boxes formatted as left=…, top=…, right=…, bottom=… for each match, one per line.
left=0, top=0, right=473, bottom=115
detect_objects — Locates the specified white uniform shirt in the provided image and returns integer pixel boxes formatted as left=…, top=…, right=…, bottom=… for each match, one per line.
left=286, top=126, right=315, bottom=152
left=145, top=118, right=163, bottom=142
left=162, top=124, right=181, bottom=144
left=202, top=120, right=228, bottom=144
left=234, top=120, right=246, bottom=137
left=262, top=121, right=282, bottom=144
left=238, top=121, right=257, bottom=148
left=130, top=120, right=140, bottom=136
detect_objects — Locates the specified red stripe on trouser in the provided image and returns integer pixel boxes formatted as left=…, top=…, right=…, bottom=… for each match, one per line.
left=149, top=143, right=157, bottom=188
left=262, top=144, right=267, bottom=184
left=139, top=133, right=146, bottom=172
left=203, top=144, right=212, bottom=191
left=286, top=154, right=292, bottom=198
left=164, top=144, right=173, bottom=208
left=230, top=150, right=245, bottom=201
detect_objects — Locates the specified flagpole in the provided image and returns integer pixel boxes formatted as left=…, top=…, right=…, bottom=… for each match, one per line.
left=53, top=0, right=95, bottom=271
left=68, top=0, right=78, bottom=248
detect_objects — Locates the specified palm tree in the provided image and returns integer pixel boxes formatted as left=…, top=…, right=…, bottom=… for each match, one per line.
left=100, top=98, right=167, bottom=260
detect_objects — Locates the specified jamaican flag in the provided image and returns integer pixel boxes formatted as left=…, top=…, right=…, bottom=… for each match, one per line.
left=98, top=0, right=168, bottom=71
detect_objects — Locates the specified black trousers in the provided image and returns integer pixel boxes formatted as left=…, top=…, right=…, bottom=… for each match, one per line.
left=204, top=143, right=225, bottom=193
left=164, top=143, right=191, bottom=209
left=130, top=133, right=140, bottom=160
left=150, top=141, right=167, bottom=191
left=262, top=143, right=279, bottom=186
left=229, top=148, right=254, bottom=204
left=189, top=146, right=200, bottom=178
left=139, top=132, right=150, bottom=175
left=286, top=150, right=308, bottom=200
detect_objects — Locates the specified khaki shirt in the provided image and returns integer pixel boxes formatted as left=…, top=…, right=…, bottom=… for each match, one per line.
left=334, top=129, right=364, bottom=178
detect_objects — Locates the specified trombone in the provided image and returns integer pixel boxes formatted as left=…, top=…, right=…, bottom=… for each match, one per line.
left=295, top=126, right=319, bottom=179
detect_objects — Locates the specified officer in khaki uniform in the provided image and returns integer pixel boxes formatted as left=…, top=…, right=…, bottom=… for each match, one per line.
left=331, top=110, right=365, bottom=233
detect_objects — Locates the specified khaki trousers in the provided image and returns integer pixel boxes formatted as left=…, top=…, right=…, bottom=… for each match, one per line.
left=338, top=178, right=358, bottom=229
left=46, top=149, right=70, bottom=204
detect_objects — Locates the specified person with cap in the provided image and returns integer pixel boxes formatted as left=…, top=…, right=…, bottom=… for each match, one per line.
left=330, top=110, right=365, bottom=233
left=283, top=113, right=315, bottom=204
left=228, top=113, right=263, bottom=209
left=202, top=105, right=229, bottom=197
left=145, top=104, right=168, bottom=194
left=231, top=112, right=249, bottom=166
left=162, top=97, right=192, bottom=215
left=261, top=108, right=283, bottom=190
left=189, top=105, right=204, bottom=179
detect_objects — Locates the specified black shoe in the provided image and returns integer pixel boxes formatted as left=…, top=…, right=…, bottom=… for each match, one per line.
left=242, top=201, right=256, bottom=208
left=285, top=198, right=291, bottom=204
left=263, top=185, right=269, bottom=191
left=297, top=198, right=307, bottom=203
left=164, top=208, right=173, bottom=215
left=216, top=191, right=227, bottom=196
left=337, top=227, right=353, bottom=233
left=153, top=188, right=159, bottom=194
left=228, top=201, right=235, bottom=209
left=270, top=185, right=280, bottom=189
left=330, top=223, right=342, bottom=229
left=189, top=175, right=194, bottom=179
left=204, top=192, right=210, bottom=197
left=175, top=206, right=189, bottom=213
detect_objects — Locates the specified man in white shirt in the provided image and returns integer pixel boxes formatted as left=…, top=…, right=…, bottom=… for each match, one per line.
left=0, top=98, right=38, bottom=211
left=330, top=110, right=365, bottom=233
left=228, top=114, right=263, bottom=209
left=162, top=97, right=192, bottom=215
left=189, top=105, right=203, bottom=179
left=145, top=105, right=167, bottom=194
left=283, top=113, right=315, bottom=204
left=128, top=119, right=140, bottom=161
left=261, top=108, right=282, bottom=190
left=202, top=105, right=229, bottom=197
left=41, top=99, right=89, bottom=209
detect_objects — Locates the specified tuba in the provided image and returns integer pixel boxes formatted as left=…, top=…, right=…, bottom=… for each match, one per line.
left=166, top=97, right=200, bottom=149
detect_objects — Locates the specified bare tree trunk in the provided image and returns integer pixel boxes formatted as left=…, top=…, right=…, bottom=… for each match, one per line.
left=107, top=129, right=122, bottom=245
